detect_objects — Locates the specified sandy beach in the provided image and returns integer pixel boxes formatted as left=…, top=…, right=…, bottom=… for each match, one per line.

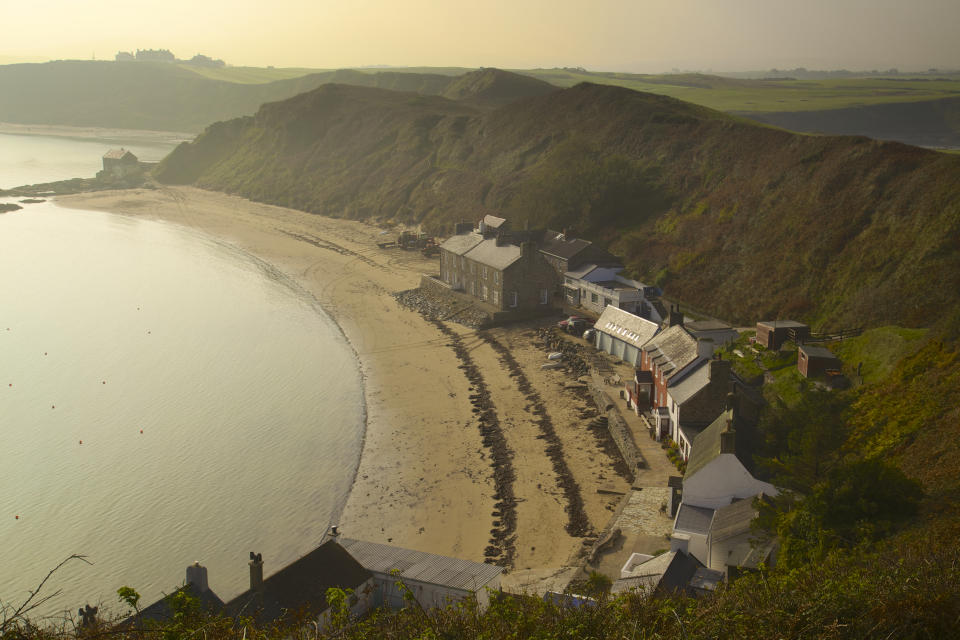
left=55, top=186, right=632, bottom=583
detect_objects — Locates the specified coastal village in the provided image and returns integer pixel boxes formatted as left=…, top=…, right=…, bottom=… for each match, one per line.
left=118, top=208, right=858, bottom=630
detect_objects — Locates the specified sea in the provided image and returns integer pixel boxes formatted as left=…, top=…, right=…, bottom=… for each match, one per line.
left=0, top=131, right=365, bottom=621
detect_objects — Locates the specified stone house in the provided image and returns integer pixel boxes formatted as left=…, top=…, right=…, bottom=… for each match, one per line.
left=101, top=148, right=140, bottom=177
left=537, top=229, right=620, bottom=277
left=665, top=357, right=733, bottom=459
left=635, top=309, right=715, bottom=438
left=438, top=222, right=558, bottom=314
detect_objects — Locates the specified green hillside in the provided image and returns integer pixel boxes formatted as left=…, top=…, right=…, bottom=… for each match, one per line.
left=0, top=62, right=530, bottom=132
left=155, top=81, right=960, bottom=330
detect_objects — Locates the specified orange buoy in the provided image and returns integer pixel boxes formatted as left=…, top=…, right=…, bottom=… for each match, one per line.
left=139, top=429, right=143, bottom=434
left=102, top=381, right=106, bottom=385
left=14, top=515, right=18, bottom=520
left=51, top=405, right=55, bottom=409
left=79, top=440, right=83, bottom=444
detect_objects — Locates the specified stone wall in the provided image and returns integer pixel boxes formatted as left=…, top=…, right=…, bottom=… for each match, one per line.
left=588, top=381, right=642, bottom=477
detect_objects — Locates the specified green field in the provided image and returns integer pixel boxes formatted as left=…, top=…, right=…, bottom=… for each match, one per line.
left=175, top=63, right=960, bottom=113
left=516, top=69, right=960, bottom=112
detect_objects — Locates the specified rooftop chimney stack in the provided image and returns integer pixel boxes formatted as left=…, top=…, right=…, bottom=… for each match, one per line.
left=720, top=415, right=736, bottom=454
left=668, top=304, right=684, bottom=327
left=186, top=561, right=209, bottom=593
left=249, top=552, right=263, bottom=590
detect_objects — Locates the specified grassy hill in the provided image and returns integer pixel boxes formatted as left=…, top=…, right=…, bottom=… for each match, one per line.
left=3, top=61, right=959, bottom=145
left=155, top=81, right=960, bottom=330
left=0, top=62, right=544, bottom=132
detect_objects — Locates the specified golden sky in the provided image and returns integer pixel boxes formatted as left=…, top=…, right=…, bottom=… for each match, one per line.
left=2, top=0, right=958, bottom=71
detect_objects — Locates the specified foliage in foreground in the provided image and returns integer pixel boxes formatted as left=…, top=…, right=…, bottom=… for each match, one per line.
left=3, top=522, right=958, bottom=640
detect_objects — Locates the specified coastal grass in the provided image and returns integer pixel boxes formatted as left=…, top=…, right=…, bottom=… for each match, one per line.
left=832, top=326, right=928, bottom=384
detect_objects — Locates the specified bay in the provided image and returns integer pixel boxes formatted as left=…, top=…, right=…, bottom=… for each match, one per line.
left=0, top=133, right=364, bottom=620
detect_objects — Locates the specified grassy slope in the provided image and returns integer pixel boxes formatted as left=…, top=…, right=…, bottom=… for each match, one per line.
left=156, top=81, right=960, bottom=330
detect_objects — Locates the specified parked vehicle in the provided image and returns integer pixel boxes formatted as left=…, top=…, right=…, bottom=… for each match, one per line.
left=557, top=316, right=590, bottom=335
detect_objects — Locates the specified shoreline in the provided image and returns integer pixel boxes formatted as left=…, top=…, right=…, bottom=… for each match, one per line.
left=0, top=121, right=193, bottom=144
left=54, top=186, right=636, bottom=585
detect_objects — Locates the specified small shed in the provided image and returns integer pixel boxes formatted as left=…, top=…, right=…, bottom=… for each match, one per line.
left=102, top=148, right=139, bottom=177
left=797, top=344, right=841, bottom=378
left=755, top=320, right=808, bottom=350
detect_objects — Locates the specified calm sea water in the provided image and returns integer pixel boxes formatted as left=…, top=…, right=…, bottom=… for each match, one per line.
left=0, top=133, right=364, bottom=619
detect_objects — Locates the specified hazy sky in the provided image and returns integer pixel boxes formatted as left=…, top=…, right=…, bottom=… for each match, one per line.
left=2, top=0, right=958, bottom=72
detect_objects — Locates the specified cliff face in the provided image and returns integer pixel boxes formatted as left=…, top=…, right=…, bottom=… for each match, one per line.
left=156, top=81, right=960, bottom=329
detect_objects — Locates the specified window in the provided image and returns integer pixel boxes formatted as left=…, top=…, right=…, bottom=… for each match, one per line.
left=482, top=284, right=489, bottom=300
left=493, top=290, right=499, bottom=305
left=591, top=293, right=598, bottom=303
left=483, top=266, right=488, bottom=279
left=604, top=297, right=613, bottom=307
left=508, top=291, right=518, bottom=308
left=539, top=288, right=549, bottom=304
left=494, top=272, right=500, bottom=284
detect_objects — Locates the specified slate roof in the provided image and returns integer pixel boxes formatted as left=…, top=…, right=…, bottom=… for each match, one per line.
left=103, top=148, right=137, bottom=160
left=596, top=306, right=660, bottom=349
left=339, top=538, right=502, bottom=592
left=668, top=360, right=711, bottom=405
left=684, top=409, right=735, bottom=480
left=799, top=345, right=840, bottom=360
left=132, top=583, right=224, bottom=625
left=482, top=214, right=507, bottom=229
left=224, top=541, right=372, bottom=623
left=463, top=238, right=523, bottom=271
left=440, top=232, right=484, bottom=256
left=688, top=567, right=725, bottom=593
left=539, top=232, right=593, bottom=260
left=674, top=503, right=716, bottom=535
left=641, top=325, right=701, bottom=381
left=686, top=320, right=733, bottom=332
left=710, top=495, right=769, bottom=543
left=565, top=263, right=599, bottom=279
left=611, top=551, right=704, bottom=596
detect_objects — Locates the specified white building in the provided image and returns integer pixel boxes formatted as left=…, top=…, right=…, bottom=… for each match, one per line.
left=563, top=264, right=662, bottom=320
left=680, top=408, right=777, bottom=510
left=338, top=537, right=503, bottom=612
left=593, top=306, right=660, bottom=366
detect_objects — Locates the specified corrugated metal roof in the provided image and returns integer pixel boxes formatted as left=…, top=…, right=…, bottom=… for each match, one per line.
left=440, top=232, right=484, bottom=256
left=338, top=538, right=502, bottom=591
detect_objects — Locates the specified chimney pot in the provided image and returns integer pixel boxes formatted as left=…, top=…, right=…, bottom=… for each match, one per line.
left=186, top=562, right=209, bottom=593
left=249, top=552, right=264, bottom=590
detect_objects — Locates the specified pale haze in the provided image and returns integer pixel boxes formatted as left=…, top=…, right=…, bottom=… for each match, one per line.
left=2, top=0, right=959, bottom=71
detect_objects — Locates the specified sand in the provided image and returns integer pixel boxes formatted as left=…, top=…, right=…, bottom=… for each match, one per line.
left=55, top=186, right=633, bottom=580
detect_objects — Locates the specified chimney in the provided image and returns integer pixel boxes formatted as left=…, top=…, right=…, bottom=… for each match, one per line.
left=668, top=304, right=684, bottom=327
left=186, top=561, right=209, bottom=593
left=520, top=241, right=534, bottom=259
left=249, top=552, right=263, bottom=590
left=329, top=525, right=340, bottom=539
left=720, top=413, right=736, bottom=454
left=697, top=338, right=714, bottom=360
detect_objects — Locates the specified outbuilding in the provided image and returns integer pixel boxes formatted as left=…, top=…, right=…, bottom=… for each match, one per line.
left=755, top=320, right=808, bottom=350
left=797, top=344, right=841, bottom=378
